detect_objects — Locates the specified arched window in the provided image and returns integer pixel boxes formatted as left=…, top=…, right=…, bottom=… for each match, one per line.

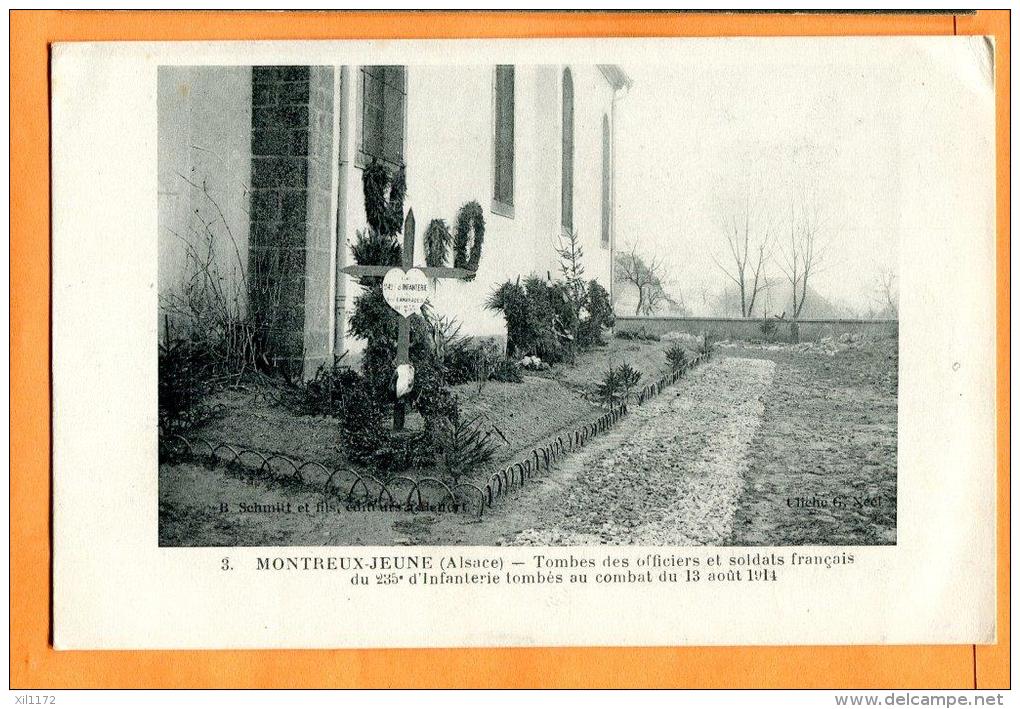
left=493, top=65, right=515, bottom=213
left=561, top=68, right=574, bottom=231
left=601, top=114, right=611, bottom=248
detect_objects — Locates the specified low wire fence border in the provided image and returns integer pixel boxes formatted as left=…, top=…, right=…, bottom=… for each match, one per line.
left=162, top=350, right=712, bottom=518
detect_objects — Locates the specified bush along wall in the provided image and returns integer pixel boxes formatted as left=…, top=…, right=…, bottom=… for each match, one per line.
left=485, top=238, right=614, bottom=364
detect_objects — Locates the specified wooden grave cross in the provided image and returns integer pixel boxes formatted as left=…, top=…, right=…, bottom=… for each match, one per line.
left=341, top=209, right=476, bottom=431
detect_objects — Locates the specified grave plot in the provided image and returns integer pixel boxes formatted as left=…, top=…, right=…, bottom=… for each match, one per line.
left=157, top=336, right=692, bottom=546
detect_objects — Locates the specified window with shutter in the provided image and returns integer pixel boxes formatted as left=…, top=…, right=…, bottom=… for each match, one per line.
left=360, top=66, right=406, bottom=168
left=492, top=65, right=515, bottom=215
left=561, top=68, right=574, bottom=232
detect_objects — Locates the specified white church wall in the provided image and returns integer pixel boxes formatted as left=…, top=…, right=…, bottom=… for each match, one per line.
left=406, top=64, right=568, bottom=342
left=402, top=64, right=518, bottom=341
left=157, top=66, right=252, bottom=338
left=567, top=65, right=617, bottom=297
left=530, top=65, right=566, bottom=283
left=336, top=64, right=617, bottom=360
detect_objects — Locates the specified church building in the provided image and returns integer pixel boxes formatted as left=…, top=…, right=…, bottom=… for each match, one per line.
left=159, top=64, right=631, bottom=379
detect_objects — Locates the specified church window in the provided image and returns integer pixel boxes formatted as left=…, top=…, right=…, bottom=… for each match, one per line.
left=493, top=65, right=515, bottom=215
left=601, top=113, right=611, bottom=248
left=561, top=68, right=574, bottom=231
left=360, top=65, right=406, bottom=168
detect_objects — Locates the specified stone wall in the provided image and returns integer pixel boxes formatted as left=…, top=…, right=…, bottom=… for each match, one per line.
left=615, top=315, right=899, bottom=342
left=302, top=67, right=336, bottom=380
left=249, top=66, right=335, bottom=380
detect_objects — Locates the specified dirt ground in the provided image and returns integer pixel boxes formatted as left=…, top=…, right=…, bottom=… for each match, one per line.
left=186, top=337, right=673, bottom=479
left=159, top=334, right=897, bottom=547
left=722, top=336, right=898, bottom=545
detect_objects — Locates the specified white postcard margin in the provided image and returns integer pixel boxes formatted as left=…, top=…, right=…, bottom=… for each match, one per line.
left=50, top=37, right=996, bottom=649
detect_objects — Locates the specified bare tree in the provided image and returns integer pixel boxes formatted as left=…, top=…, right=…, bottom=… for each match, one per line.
left=873, top=267, right=898, bottom=318
left=711, top=192, right=775, bottom=318
left=641, top=278, right=681, bottom=316
left=698, top=284, right=711, bottom=308
left=777, top=199, right=827, bottom=319
left=615, top=242, right=676, bottom=316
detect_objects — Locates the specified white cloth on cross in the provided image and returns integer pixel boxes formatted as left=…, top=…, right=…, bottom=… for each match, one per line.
left=395, top=364, right=415, bottom=399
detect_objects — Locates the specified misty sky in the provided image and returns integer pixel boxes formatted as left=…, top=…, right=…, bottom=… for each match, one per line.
left=613, top=45, right=905, bottom=316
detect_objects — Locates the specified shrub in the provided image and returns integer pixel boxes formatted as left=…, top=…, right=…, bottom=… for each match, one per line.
left=433, top=414, right=500, bottom=483
left=439, top=338, right=521, bottom=388
left=524, top=275, right=577, bottom=361
left=443, top=342, right=482, bottom=386
left=469, top=340, right=499, bottom=392
left=596, top=363, right=642, bottom=408
left=348, top=286, right=401, bottom=397
left=596, top=366, right=621, bottom=408
left=412, top=358, right=500, bottom=482
left=158, top=337, right=217, bottom=435
left=555, top=230, right=586, bottom=359
left=488, top=231, right=614, bottom=363
left=485, top=275, right=575, bottom=363
left=489, top=356, right=523, bottom=383
left=556, top=230, right=586, bottom=301
left=485, top=279, right=530, bottom=357
left=410, top=361, right=463, bottom=465
left=297, top=342, right=487, bottom=476
left=577, top=280, right=614, bottom=349
left=321, top=367, right=388, bottom=466
left=420, top=306, right=471, bottom=384
left=297, top=356, right=356, bottom=416
left=413, top=357, right=460, bottom=426
left=665, top=343, right=688, bottom=373
left=298, top=361, right=427, bottom=471
left=616, top=363, right=642, bottom=399
left=336, top=358, right=458, bottom=473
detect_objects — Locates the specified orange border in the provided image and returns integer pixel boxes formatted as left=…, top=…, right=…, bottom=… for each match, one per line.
left=10, top=10, right=1009, bottom=689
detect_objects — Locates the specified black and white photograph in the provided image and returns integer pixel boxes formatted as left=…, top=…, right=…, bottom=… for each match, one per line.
left=154, top=56, right=909, bottom=548
left=48, top=31, right=996, bottom=650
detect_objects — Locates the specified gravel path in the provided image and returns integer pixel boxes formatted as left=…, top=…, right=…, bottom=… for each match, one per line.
left=446, top=357, right=777, bottom=546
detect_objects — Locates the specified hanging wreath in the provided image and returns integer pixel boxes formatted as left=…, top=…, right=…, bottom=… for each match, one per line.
left=423, top=219, right=452, bottom=268
left=453, top=200, right=485, bottom=279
